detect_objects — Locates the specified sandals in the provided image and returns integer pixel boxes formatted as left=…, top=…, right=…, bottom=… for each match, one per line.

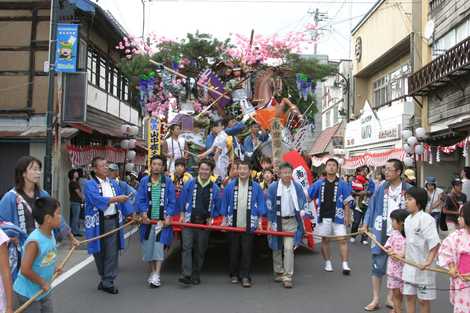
left=363, top=304, right=381, bottom=311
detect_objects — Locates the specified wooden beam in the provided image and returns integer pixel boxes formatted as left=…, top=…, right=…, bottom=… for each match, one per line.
left=27, top=8, right=39, bottom=108
left=0, top=2, right=50, bottom=10
left=0, top=46, right=48, bottom=51
left=0, top=16, right=49, bottom=22
left=0, top=71, right=47, bottom=76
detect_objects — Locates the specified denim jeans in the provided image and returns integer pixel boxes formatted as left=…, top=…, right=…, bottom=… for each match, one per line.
left=70, top=201, right=82, bottom=235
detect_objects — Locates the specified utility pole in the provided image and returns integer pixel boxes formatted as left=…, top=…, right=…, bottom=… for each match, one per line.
left=44, top=0, right=59, bottom=194
left=307, top=8, right=328, bottom=56
left=141, top=0, right=145, bottom=38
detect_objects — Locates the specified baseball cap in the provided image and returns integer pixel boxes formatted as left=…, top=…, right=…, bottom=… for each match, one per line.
left=425, top=176, right=437, bottom=185
left=451, top=177, right=463, bottom=186
left=404, top=169, right=416, bottom=181
left=108, top=163, right=119, bottom=171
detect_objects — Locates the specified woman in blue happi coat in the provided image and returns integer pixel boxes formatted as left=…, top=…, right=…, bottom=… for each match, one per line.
left=0, top=156, right=77, bottom=245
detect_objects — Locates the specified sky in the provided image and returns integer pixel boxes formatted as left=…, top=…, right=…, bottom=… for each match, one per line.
left=94, top=0, right=378, bottom=61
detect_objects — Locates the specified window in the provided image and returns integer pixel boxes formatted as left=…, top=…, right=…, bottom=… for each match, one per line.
left=108, top=65, right=119, bottom=98
left=121, top=78, right=129, bottom=102
left=373, top=76, right=388, bottom=108
left=389, top=64, right=410, bottom=100
left=432, top=17, right=470, bottom=58
left=98, top=57, right=107, bottom=91
left=86, top=48, right=98, bottom=85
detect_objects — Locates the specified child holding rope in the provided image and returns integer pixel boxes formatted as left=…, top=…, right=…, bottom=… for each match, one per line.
left=438, top=202, right=470, bottom=313
left=13, top=197, right=63, bottom=313
left=403, top=187, right=440, bottom=313
left=384, top=209, right=409, bottom=313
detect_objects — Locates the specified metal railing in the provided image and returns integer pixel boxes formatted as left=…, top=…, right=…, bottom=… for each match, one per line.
left=408, top=36, right=470, bottom=95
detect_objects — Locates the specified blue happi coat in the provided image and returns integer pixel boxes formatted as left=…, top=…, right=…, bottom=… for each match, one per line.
left=179, top=178, right=221, bottom=221
left=0, top=221, right=27, bottom=280
left=84, top=178, right=134, bottom=254
left=308, top=178, right=351, bottom=224
left=221, top=179, right=267, bottom=232
left=364, top=180, right=412, bottom=255
left=266, top=181, right=307, bottom=250
left=0, top=188, right=70, bottom=238
left=135, top=175, right=177, bottom=246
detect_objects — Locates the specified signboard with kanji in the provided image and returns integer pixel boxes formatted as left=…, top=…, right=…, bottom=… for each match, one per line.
left=147, top=117, right=166, bottom=168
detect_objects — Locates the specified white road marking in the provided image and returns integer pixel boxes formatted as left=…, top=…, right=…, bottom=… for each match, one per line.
left=52, top=227, right=139, bottom=288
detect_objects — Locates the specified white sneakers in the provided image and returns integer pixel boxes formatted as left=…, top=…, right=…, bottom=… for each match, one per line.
left=148, top=272, right=161, bottom=288
left=349, top=237, right=356, bottom=243
left=324, top=260, right=352, bottom=275
left=342, top=261, right=351, bottom=275
left=361, top=240, right=369, bottom=245
left=324, top=260, right=333, bottom=272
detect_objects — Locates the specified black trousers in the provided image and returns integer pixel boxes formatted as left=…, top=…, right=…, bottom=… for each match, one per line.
left=351, top=209, right=367, bottom=241
left=229, top=232, right=254, bottom=280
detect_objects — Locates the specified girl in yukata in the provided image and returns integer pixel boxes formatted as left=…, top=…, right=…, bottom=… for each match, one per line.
left=438, top=202, right=470, bottom=313
left=384, top=209, right=409, bottom=313
left=403, top=187, right=440, bottom=313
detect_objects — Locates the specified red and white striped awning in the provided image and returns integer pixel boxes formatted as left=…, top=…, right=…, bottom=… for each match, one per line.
left=311, top=148, right=406, bottom=169
left=67, top=145, right=146, bottom=167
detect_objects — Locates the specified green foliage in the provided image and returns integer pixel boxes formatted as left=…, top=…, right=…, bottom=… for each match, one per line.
left=281, top=54, right=337, bottom=120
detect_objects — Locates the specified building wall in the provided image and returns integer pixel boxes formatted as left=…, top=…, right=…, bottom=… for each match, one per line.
left=431, top=0, right=470, bottom=41
left=352, top=0, right=412, bottom=74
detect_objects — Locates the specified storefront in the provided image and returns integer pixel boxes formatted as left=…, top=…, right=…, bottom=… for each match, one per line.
left=342, top=100, right=410, bottom=170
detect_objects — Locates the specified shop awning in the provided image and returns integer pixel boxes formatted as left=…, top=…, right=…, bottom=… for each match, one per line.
left=309, top=123, right=342, bottom=155
left=311, top=148, right=406, bottom=169
left=67, top=145, right=146, bottom=167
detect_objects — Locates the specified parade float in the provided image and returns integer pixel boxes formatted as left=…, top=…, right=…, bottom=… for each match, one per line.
left=116, top=31, right=336, bottom=250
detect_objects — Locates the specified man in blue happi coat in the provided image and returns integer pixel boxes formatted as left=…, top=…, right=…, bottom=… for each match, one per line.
left=308, top=158, right=352, bottom=275
left=136, top=155, right=177, bottom=288
left=266, top=162, right=307, bottom=288
left=84, top=156, right=134, bottom=294
left=178, top=159, right=221, bottom=285
left=361, top=159, right=412, bottom=311
left=221, top=159, right=266, bottom=287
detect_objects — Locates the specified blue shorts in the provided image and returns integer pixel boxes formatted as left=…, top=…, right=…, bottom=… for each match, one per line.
left=371, top=252, right=388, bottom=277
left=142, top=225, right=165, bottom=262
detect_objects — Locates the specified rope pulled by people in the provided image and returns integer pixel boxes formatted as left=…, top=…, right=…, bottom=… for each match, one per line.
left=14, top=219, right=138, bottom=313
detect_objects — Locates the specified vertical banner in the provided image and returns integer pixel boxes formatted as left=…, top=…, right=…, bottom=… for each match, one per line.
left=271, top=117, right=282, bottom=170
left=55, top=23, right=79, bottom=73
left=147, top=117, right=166, bottom=167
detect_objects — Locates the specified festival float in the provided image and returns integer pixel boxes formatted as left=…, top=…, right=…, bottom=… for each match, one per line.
left=116, top=31, right=336, bottom=250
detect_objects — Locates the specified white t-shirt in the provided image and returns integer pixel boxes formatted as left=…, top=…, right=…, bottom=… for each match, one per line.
left=386, top=183, right=404, bottom=236
left=280, top=182, right=295, bottom=217
left=425, top=187, right=443, bottom=213
left=213, top=131, right=229, bottom=178
left=96, top=177, right=117, bottom=216
left=166, top=137, right=186, bottom=173
left=403, top=211, right=440, bottom=285
left=0, top=229, right=9, bottom=313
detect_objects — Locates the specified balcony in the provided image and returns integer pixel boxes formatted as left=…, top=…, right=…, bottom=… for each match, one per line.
left=408, top=36, right=470, bottom=96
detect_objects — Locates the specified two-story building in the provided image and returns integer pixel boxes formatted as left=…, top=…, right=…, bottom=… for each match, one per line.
left=0, top=1, right=145, bottom=210
left=409, top=0, right=470, bottom=183
left=342, top=0, right=414, bottom=171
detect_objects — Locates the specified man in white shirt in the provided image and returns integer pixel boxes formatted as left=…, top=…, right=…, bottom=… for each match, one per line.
left=84, top=157, right=132, bottom=294
left=198, top=120, right=229, bottom=178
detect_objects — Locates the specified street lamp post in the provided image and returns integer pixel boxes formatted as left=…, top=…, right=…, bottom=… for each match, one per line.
left=336, top=72, right=350, bottom=122
left=44, top=0, right=59, bottom=193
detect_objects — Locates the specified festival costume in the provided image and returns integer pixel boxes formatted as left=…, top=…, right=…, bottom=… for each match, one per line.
left=266, top=181, right=307, bottom=282
left=135, top=175, right=177, bottom=250
left=166, top=137, right=186, bottom=174
left=84, top=177, right=134, bottom=289
left=364, top=181, right=412, bottom=277
left=438, top=228, right=470, bottom=313
left=179, top=178, right=221, bottom=280
left=384, top=229, right=405, bottom=290
left=222, top=178, right=267, bottom=280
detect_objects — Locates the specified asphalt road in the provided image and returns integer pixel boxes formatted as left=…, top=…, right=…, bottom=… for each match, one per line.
left=51, top=233, right=452, bottom=313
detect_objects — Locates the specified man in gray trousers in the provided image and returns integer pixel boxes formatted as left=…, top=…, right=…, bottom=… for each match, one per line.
left=84, top=157, right=134, bottom=294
